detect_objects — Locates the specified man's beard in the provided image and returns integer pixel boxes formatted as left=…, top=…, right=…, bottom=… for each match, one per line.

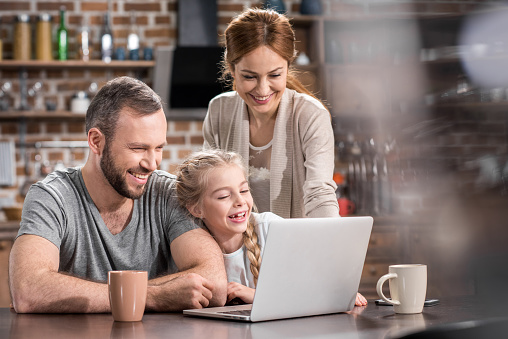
left=100, top=142, right=149, bottom=200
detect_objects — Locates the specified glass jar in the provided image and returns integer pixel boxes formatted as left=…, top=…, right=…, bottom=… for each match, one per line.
left=36, top=13, right=52, bottom=60
left=14, top=14, right=31, bottom=60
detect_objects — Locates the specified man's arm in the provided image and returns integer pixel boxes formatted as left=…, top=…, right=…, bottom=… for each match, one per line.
left=145, top=228, right=228, bottom=311
left=10, top=229, right=227, bottom=313
left=9, top=234, right=110, bottom=313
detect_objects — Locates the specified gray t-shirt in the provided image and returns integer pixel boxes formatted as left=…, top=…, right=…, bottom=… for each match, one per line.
left=18, top=167, right=198, bottom=282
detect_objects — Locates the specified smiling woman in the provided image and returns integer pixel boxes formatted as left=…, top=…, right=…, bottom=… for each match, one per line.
left=203, top=8, right=339, bottom=218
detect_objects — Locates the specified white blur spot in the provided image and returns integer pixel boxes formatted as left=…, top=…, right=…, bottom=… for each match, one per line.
left=459, top=9, right=508, bottom=87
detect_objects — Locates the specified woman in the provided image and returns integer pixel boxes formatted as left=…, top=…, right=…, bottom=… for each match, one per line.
left=203, top=8, right=339, bottom=218
left=175, top=149, right=367, bottom=306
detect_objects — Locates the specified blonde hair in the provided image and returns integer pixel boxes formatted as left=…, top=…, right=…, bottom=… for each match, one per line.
left=175, top=149, right=262, bottom=285
left=221, top=8, right=323, bottom=103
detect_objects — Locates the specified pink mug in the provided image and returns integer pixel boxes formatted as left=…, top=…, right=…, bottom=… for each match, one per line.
left=338, top=198, right=355, bottom=216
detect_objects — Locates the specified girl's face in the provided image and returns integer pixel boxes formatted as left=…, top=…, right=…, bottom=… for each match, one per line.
left=232, top=45, right=288, bottom=119
left=189, top=164, right=253, bottom=248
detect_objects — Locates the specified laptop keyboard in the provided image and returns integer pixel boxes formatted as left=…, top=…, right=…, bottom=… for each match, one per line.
left=219, top=309, right=252, bottom=316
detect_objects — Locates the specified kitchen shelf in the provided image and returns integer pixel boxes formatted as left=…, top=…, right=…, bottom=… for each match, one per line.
left=0, top=110, right=85, bottom=120
left=0, top=60, right=155, bottom=70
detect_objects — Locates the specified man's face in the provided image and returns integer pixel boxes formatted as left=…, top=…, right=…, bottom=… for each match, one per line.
left=100, top=108, right=167, bottom=200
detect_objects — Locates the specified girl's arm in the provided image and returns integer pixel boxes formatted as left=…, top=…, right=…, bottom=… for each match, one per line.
left=226, top=282, right=256, bottom=304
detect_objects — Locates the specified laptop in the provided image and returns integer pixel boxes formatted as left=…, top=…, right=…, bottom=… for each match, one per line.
left=183, top=216, right=373, bottom=322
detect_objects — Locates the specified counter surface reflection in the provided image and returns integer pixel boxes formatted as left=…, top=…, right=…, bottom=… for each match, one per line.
left=0, top=297, right=503, bottom=339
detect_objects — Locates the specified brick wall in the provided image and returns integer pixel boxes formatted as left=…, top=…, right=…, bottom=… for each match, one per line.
left=1, top=0, right=507, bottom=215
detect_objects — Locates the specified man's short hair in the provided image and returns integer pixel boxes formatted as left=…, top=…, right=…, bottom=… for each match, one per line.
left=85, top=76, right=163, bottom=141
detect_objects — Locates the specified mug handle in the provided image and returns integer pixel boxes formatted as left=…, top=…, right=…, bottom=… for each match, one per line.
left=376, top=273, right=401, bottom=306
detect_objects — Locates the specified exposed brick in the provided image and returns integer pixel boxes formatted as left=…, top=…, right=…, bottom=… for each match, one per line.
left=178, top=149, right=193, bottom=159
left=114, top=28, right=128, bottom=39
left=190, top=136, right=204, bottom=145
left=124, top=3, right=161, bottom=12
left=60, top=136, right=87, bottom=142
left=81, top=2, right=108, bottom=11
left=89, top=15, right=102, bottom=26
left=25, top=122, right=40, bottom=134
left=56, top=82, right=90, bottom=92
left=145, top=28, right=175, bottom=38
left=166, top=136, right=185, bottom=145
left=153, top=41, right=171, bottom=48
left=219, top=16, right=233, bottom=25
left=47, top=70, right=66, bottom=79
left=25, top=137, right=52, bottom=143
left=1, top=123, right=18, bottom=135
left=72, top=152, right=87, bottom=161
left=46, top=122, right=63, bottom=134
left=37, top=2, right=75, bottom=11
left=0, top=2, right=30, bottom=11
left=163, top=150, right=171, bottom=159
left=218, top=4, right=244, bottom=12
left=90, top=70, right=107, bottom=78
left=67, top=70, right=86, bottom=79
left=48, top=152, right=64, bottom=161
left=167, top=2, right=178, bottom=12
left=156, top=16, right=171, bottom=25
left=16, top=166, right=25, bottom=176
left=68, top=122, right=86, bottom=134
left=168, top=163, right=179, bottom=174
left=174, top=121, right=190, bottom=132
left=113, top=16, right=148, bottom=25
left=195, top=121, right=203, bottom=131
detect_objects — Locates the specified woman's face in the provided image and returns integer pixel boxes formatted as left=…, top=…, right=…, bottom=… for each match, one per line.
left=232, top=45, right=288, bottom=119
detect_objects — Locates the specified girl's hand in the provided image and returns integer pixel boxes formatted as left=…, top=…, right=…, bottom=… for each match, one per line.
left=227, top=282, right=255, bottom=304
left=355, top=292, right=368, bottom=306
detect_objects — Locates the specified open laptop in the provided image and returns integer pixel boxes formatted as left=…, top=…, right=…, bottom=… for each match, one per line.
left=183, top=216, right=373, bottom=322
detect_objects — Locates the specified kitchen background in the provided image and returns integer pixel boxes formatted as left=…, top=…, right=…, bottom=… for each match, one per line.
left=1, top=0, right=508, bottom=307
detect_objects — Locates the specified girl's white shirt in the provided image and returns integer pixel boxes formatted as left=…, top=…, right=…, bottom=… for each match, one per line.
left=222, top=211, right=282, bottom=288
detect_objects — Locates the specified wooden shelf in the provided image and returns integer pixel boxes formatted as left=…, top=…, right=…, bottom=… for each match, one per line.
left=0, top=110, right=85, bottom=120
left=0, top=60, right=155, bottom=70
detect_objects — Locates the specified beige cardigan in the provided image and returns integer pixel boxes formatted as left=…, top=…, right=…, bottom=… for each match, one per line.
left=203, top=89, right=339, bottom=218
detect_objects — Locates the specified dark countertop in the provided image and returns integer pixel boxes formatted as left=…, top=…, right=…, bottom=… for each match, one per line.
left=1, top=297, right=505, bottom=339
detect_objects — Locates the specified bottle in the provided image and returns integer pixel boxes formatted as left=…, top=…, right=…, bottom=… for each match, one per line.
left=57, top=6, right=68, bottom=60
left=127, top=11, right=140, bottom=60
left=78, top=17, right=91, bottom=61
left=14, top=14, right=31, bottom=60
left=36, top=13, right=53, bottom=61
left=100, top=13, right=114, bottom=63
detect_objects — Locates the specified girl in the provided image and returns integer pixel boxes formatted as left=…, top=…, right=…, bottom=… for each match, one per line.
left=175, top=149, right=367, bottom=306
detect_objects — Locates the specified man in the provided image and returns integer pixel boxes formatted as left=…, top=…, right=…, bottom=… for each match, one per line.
left=9, top=77, right=227, bottom=313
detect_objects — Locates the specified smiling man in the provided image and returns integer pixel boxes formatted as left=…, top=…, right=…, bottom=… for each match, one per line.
left=9, top=77, right=227, bottom=313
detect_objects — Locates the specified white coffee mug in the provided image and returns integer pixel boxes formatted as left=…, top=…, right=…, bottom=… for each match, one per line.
left=376, top=264, right=427, bottom=314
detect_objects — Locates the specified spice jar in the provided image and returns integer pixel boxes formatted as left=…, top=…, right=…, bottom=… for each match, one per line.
left=14, top=14, right=31, bottom=60
left=70, top=91, right=90, bottom=114
left=36, top=13, right=52, bottom=60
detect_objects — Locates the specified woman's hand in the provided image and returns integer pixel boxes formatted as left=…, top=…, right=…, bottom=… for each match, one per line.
left=227, top=282, right=255, bottom=304
left=355, top=292, right=368, bottom=306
